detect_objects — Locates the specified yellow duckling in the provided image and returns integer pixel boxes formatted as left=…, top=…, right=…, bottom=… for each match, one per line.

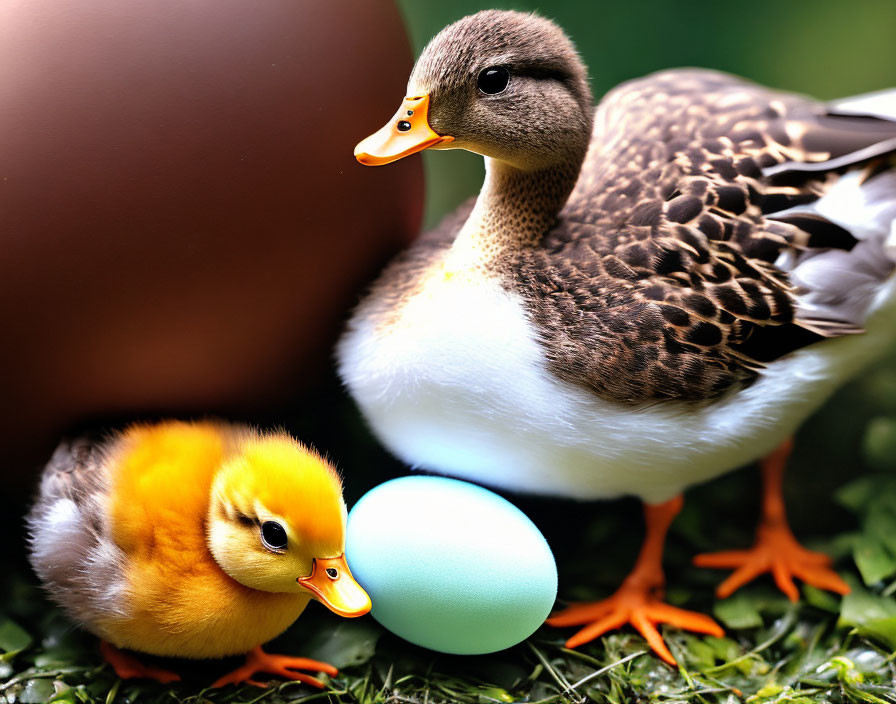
left=27, top=420, right=371, bottom=687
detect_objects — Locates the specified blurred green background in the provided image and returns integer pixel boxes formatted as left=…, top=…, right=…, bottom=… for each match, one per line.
left=395, top=0, right=896, bottom=228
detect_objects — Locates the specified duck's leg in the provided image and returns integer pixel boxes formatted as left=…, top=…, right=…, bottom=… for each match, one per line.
left=547, top=495, right=723, bottom=665
left=211, top=646, right=338, bottom=689
left=694, top=438, right=850, bottom=601
left=100, top=641, right=181, bottom=683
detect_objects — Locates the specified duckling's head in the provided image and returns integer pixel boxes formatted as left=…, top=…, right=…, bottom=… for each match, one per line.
left=207, top=432, right=371, bottom=617
left=355, top=10, right=592, bottom=170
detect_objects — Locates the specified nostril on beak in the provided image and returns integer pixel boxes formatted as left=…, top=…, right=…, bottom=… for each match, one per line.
left=326, top=567, right=338, bottom=579
left=397, top=120, right=412, bottom=132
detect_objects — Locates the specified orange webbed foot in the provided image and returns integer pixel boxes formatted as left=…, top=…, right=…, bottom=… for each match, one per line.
left=100, top=641, right=181, bottom=684
left=694, top=438, right=849, bottom=602
left=694, top=520, right=850, bottom=602
left=547, top=580, right=724, bottom=666
left=548, top=495, right=724, bottom=666
left=211, top=646, right=338, bottom=689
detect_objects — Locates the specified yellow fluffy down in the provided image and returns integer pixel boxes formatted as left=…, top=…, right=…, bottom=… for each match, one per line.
left=212, top=435, right=346, bottom=559
left=101, top=421, right=343, bottom=658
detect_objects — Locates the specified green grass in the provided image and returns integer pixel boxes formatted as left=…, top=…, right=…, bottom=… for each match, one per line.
left=4, top=356, right=896, bottom=703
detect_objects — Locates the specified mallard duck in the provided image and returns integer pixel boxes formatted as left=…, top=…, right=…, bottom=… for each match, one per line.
left=27, top=420, right=371, bottom=686
left=339, top=10, right=896, bottom=664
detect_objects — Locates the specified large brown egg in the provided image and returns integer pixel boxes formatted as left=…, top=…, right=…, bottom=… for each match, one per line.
left=0, top=0, right=422, bottom=476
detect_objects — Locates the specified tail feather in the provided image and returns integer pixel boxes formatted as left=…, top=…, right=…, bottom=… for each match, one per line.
left=832, top=88, right=896, bottom=121
left=775, top=166, right=896, bottom=328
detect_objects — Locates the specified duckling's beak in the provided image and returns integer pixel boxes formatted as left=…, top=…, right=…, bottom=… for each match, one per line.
left=354, top=94, right=454, bottom=166
left=297, top=555, right=371, bottom=617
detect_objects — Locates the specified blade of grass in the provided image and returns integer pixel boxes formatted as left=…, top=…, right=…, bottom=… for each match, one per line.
left=561, top=650, right=646, bottom=695
left=705, top=606, right=798, bottom=675
left=526, top=642, right=571, bottom=692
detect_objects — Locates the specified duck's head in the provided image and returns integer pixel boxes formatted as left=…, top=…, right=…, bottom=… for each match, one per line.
left=355, top=10, right=592, bottom=171
left=207, top=433, right=371, bottom=617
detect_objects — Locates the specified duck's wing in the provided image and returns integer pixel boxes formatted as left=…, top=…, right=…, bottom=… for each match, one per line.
left=27, top=435, right=129, bottom=630
left=34, top=435, right=110, bottom=506
left=526, top=69, right=896, bottom=403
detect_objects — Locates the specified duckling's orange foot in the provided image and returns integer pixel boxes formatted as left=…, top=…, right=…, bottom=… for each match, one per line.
left=100, top=641, right=181, bottom=684
left=694, top=520, right=850, bottom=602
left=211, top=646, right=338, bottom=689
left=546, top=581, right=724, bottom=665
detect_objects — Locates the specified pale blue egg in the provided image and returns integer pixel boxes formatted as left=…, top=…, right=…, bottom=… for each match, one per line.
left=345, top=476, right=557, bottom=654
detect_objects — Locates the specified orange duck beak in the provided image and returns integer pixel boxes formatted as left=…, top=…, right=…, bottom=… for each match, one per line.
left=354, top=94, right=454, bottom=166
left=298, top=555, right=371, bottom=617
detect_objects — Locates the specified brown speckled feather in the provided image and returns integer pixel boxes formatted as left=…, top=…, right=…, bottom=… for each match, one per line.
left=28, top=435, right=130, bottom=628
left=36, top=435, right=110, bottom=508
left=351, top=67, right=896, bottom=405
left=499, top=69, right=896, bottom=403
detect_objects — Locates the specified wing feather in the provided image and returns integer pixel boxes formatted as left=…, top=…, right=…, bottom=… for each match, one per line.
left=520, top=69, right=896, bottom=402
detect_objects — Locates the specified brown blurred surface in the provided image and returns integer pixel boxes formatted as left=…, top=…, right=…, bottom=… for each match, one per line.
left=0, top=0, right=423, bottom=480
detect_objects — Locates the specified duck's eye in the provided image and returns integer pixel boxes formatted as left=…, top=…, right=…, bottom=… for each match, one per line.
left=477, top=66, right=510, bottom=95
left=261, top=521, right=287, bottom=550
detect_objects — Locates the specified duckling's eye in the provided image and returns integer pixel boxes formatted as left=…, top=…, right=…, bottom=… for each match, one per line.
left=477, top=66, right=510, bottom=95
left=260, top=521, right=287, bottom=551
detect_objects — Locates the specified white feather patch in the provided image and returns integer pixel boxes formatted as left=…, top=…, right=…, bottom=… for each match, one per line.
left=45, top=498, right=79, bottom=528
left=832, top=88, right=896, bottom=120
left=774, top=169, right=896, bottom=326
